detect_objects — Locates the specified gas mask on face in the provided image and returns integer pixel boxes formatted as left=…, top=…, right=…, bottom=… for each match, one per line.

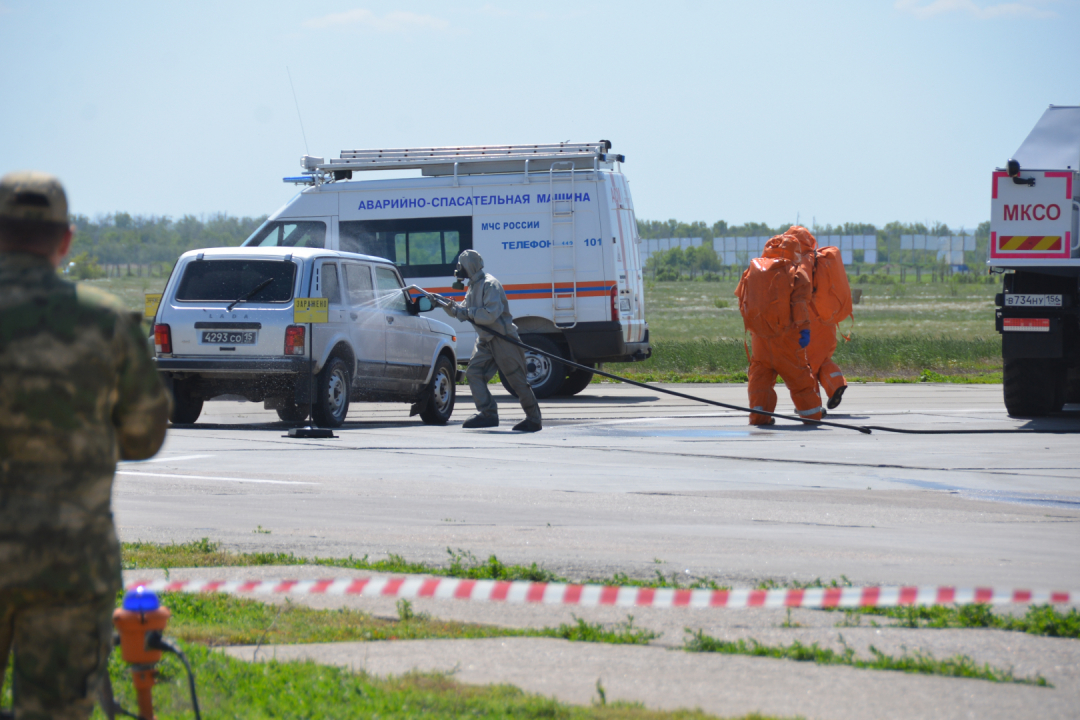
left=452, top=264, right=467, bottom=291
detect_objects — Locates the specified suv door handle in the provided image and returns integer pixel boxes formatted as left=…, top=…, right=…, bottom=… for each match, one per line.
left=385, top=316, right=395, bottom=325
left=350, top=312, right=359, bottom=320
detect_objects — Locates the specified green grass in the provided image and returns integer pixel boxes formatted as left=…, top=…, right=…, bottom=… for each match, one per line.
left=682, top=631, right=1049, bottom=687
left=604, top=335, right=1000, bottom=379
left=123, top=540, right=727, bottom=590
left=159, top=591, right=531, bottom=645
left=842, top=603, right=1080, bottom=639
left=79, top=641, right=784, bottom=720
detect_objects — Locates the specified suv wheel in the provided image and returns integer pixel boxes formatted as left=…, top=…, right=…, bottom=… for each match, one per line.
left=171, top=380, right=203, bottom=424
left=275, top=400, right=310, bottom=423
left=420, top=355, right=456, bottom=425
left=500, top=334, right=565, bottom=399
left=311, top=357, right=351, bottom=427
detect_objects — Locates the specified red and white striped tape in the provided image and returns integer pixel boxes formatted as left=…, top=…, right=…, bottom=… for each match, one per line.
left=127, top=577, right=1076, bottom=609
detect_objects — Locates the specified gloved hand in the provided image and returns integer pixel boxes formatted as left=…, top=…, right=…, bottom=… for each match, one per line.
left=442, top=301, right=461, bottom=319
left=798, top=329, right=810, bottom=348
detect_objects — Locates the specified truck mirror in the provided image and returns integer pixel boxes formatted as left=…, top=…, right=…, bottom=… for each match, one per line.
left=1007, top=159, right=1020, bottom=177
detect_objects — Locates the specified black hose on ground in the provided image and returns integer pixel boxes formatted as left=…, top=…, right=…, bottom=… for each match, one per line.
left=415, top=288, right=1079, bottom=436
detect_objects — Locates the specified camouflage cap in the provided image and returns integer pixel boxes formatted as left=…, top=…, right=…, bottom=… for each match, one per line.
left=0, top=171, right=69, bottom=224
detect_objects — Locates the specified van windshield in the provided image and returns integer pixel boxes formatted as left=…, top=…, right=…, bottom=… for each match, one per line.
left=176, top=260, right=297, bottom=303
left=244, top=220, right=326, bottom=248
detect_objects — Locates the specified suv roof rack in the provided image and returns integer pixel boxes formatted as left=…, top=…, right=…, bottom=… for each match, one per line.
left=298, top=141, right=624, bottom=181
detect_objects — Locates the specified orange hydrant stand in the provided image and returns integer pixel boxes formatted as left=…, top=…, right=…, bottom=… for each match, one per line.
left=113, top=587, right=172, bottom=720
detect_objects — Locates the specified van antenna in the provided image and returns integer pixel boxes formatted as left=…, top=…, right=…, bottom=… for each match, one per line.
left=286, top=66, right=310, bottom=156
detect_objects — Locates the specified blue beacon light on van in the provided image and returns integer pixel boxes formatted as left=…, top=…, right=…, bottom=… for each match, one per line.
left=283, top=176, right=317, bottom=185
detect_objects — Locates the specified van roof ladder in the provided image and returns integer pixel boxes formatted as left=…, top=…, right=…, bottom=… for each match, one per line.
left=308, top=141, right=624, bottom=179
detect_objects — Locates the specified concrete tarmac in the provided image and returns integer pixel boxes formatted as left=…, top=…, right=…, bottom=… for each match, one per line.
left=116, top=383, right=1080, bottom=589
left=115, top=383, right=1080, bottom=719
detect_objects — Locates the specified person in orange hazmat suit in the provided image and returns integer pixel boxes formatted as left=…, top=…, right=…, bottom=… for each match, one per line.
left=735, top=234, right=824, bottom=425
left=784, top=226, right=850, bottom=410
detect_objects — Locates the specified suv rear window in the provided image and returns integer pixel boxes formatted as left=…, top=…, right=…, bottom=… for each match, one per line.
left=175, top=260, right=297, bottom=303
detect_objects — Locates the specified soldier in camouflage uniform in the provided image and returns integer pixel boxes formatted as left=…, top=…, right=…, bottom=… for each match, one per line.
left=0, top=172, right=170, bottom=720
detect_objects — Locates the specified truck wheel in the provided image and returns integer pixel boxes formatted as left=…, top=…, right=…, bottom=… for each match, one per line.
left=558, top=363, right=596, bottom=396
left=311, top=357, right=351, bottom=427
left=500, top=334, right=565, bottom=399
left=1065, top=368, right=1080, bottom=405
left=419, top=355, right=456, bottom=425
left=170, top=381, right=203, bottom=424
left=1003, top=359, right=1066, bottom=417
left=275, top=400, right=310, bottom=423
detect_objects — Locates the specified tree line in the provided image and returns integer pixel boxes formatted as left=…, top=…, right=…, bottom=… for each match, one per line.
left=637, top=218, right=993, bottom=280
left=62, top=212, right=990, bottom=281
left=67, top=213, right=267, bottom=277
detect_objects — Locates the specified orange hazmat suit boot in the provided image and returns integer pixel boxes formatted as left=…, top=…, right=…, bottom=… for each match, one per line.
left=808, top=317, right=847, bottom=405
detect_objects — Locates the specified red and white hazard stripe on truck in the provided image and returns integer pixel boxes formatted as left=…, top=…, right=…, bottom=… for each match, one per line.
left=1003, top=318, right=1051, bottom=332
left=126, top=577, right=1076, bottom=609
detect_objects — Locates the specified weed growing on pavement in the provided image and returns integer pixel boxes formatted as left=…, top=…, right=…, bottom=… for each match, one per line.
left=682, top=630, right=1049, bottom=686
left=541, top=616, right=660, bottom=645
left=850, top=603, right=1080, bottom=639
left=756, top=576, right=853, bottom=591
left=93, top=641, right=783, bottom=720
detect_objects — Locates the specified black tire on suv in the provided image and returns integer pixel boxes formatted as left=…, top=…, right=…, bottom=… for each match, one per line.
left=170, top=380, right=203, bottom=424
left=1003, top=358, right=1066, bottom=417
left=311, top=357, right=351, bottom=427
left=500, top=334, right=566, bottom=399
left=419, top=355, right=456, bottom=425
left=275, top=400, right=310, bottom=423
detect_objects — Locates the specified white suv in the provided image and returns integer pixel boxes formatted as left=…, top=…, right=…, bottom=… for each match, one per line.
left=152, top=246, right=458, bottom=427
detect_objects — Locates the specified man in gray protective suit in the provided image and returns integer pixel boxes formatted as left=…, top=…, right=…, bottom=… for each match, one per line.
left=443, top=249, right=542, bottom=432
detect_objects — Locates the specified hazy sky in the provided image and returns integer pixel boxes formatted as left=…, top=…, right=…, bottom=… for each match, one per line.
left=1, top=1, right=1076, bottom=231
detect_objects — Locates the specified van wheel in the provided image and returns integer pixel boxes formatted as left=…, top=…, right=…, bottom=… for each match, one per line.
left=171, top=381, right=203, bottom=424
left=558, top=363, right=595, bottom=396
left=275, top=400, right=310, bottom=423
left=311, top=357, right=351, bottom=427
left=500, top=334, right=565, bottom=399
left=420, top=355, right=456, bottom=425
left=1003, top=358, right=1065, bottom=417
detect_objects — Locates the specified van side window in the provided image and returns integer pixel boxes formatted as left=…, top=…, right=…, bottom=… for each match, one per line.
left=244, top=221, right=326, bottom=249
left=339, top=216, right=471, bottom=278
left=374, top=266, right=407, bottom=312
left=343, top=263, right=374, bottom=306
left=320, top=262, right=342, bottom=305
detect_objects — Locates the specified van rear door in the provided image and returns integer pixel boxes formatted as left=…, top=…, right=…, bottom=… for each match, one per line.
left=606, top=174, right=647, bottom=344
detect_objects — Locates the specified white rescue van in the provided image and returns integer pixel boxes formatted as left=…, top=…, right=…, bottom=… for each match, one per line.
left=243, top=141, right=652, bottom=397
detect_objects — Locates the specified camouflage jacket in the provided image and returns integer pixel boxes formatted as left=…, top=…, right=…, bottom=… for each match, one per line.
left=0, top=252, right=169, bottom=599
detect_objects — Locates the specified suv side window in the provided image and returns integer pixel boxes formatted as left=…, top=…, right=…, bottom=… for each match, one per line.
left=320, top=262, right=342, bottom=305
left=374, top=266, right=407, bottom=312
left=343, top=263, right=374, bottom=306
